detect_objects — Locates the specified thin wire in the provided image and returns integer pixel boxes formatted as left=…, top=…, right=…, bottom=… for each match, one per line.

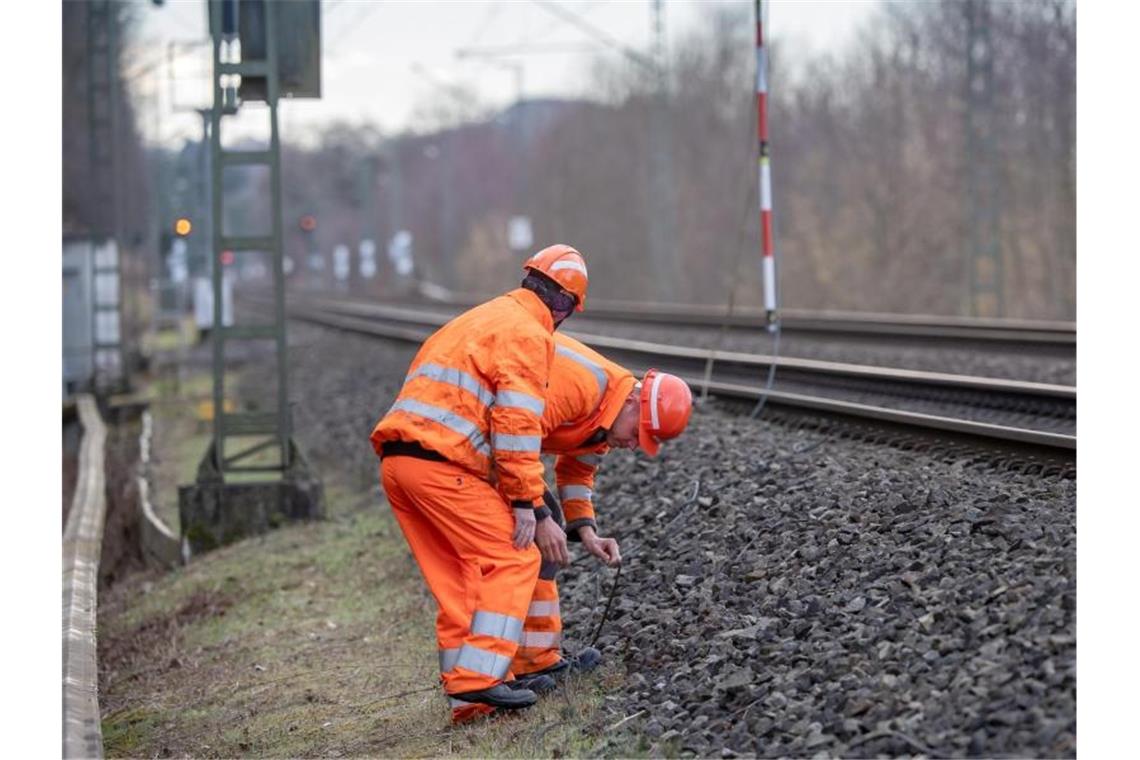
left=749, top=323, right=780, bottom=418
left=588, top=562, right=623, bottom=650
left=530, top=0, right=657, bottom=73
left=524, top=0, right=599, bottom=45
left=470, top=2, right=504, bottom=47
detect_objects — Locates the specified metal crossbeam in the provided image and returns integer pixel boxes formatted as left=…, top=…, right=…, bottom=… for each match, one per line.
left=220, top=150, right=272, bottom=166
left=217, top=324, right=279, bottom=340
left=222, top=436, right=281, bottom=467
left=221, top=235, right=274, bottom=251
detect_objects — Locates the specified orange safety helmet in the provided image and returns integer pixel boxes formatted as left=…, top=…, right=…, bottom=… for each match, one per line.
left=522, top=244, right=588, bottom=312
left=638, top=369, right=693, bottom=456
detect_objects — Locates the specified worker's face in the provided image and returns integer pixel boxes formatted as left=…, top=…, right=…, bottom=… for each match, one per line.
left=605, top=397, right=641, bottom=450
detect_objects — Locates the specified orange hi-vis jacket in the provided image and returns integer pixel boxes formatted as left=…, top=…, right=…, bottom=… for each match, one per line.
left=540, top=332, right=637, bottom=532
left=370, top=288, right=555, bottom=506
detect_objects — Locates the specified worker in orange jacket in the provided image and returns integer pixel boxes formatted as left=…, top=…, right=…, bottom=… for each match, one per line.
left=370, top=245, right=589, bottom=717
left=451, top=332, right=694, bottom=722
left=524, top=333, right=693, bottom=671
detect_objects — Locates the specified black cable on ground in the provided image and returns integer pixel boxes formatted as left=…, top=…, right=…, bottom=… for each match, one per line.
left=749, top=322, right=781, bottom=419
left=588, top=562, right=624, bottom=651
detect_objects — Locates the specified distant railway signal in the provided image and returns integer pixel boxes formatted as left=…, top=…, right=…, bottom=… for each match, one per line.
left=220, top=250, right=235, bottom=266
left=174, top=217, right=193, bottom=236
left=299, top=214, right=317, bottom=232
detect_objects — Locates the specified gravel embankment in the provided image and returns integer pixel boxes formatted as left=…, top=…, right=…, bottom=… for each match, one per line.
left=279, top=322, right=1076, bottom=758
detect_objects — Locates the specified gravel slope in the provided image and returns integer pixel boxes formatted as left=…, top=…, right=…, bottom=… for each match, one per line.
left=280, top=323, right=1076, bottom=758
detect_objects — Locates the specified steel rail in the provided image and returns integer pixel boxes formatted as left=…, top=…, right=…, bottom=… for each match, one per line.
left=407, top=290, right=1076, bottom=347
left=286, top=300, right=1075, bottom=452
left=300, top=298, right=1073, bottom=399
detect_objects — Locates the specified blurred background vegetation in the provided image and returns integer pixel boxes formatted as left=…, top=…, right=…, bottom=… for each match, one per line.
left=63, top=1, right=1075, bottom=320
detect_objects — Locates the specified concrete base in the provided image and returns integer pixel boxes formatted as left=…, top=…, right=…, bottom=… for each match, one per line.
left=178, top=441, right=323, bottom=558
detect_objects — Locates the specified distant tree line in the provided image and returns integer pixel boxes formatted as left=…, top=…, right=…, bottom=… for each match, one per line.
left=62, top=2, right=151, bottom=246
left=62, top=1, right=153, bottom=358
left=141, top=0, right=1075, bottom=320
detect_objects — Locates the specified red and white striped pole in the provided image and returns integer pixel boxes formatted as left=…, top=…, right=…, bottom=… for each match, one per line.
left=755, top=0, right=778, bottom=329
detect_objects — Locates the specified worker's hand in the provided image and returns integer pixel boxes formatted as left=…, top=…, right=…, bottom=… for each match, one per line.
left=535, top=518, right=570, bottom=567
left=512, top=507, right=536, bottom=549
left=579, top=526, right=622, bottom=567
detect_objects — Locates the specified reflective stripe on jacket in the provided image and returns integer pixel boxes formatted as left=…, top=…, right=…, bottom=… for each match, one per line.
left=370, top=288, right=555, bottom=505
left=539, top=333, right=636, bottom=526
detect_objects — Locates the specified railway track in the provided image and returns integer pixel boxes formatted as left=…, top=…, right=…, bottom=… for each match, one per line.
left=283, top=297, right=1076, bottom=462
left=413, top=289, right=1076, bottom=351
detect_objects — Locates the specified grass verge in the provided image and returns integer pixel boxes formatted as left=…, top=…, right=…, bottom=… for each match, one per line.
left=99, top=462, right=616, bottom=758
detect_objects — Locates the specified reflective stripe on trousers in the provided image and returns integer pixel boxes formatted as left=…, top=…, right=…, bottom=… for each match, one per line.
left=438, top=609, right=524, bottom=682
left=439, top=647, right=461, bottom=674
left=456, top=644, right=512, bottom=680
left=512, top=578, right=563, bottom=675
left=471, top=610, right=525, bottom=642
left=519, top=630, right=562, bottom=648
left=528, top=599, right=560, bottom=617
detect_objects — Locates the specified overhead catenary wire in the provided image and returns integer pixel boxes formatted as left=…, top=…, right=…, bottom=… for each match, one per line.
left=530, top=0, right=659, bottom=74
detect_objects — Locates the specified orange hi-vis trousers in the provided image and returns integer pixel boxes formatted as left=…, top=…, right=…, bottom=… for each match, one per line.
left=380, top=455, right=541, bottom=710
left=511, top=564, right=564, bottom=675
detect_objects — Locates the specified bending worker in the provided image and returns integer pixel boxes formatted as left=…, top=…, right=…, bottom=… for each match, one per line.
left=452, top=332, right=694, bottom=723
left=369, top=245, right=588, bottom=717
left=517, top=332, right=694, bottom=679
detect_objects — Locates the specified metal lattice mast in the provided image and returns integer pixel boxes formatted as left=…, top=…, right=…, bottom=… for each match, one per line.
left=755, top=0, right=778, bottom=329
left=86, top=0, right=126, bottom=390
left=965, top=0, right=1003, bottom=317
left=209, top=0, right=292, bottom=475
left=181, top=1, right=322, bottom=558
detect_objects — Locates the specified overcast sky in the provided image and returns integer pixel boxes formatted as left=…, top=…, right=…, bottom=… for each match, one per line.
left=130, top=0, right=879, bottom=147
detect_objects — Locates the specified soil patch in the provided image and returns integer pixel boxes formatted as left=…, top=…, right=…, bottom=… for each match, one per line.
left=100, top=589, right=236, bottom=707
left=100, top=417, right=147, bottom=589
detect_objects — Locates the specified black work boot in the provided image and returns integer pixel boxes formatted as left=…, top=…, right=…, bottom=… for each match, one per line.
left=535, top=647, right=603, bottom=681
left=450, top=683, right=537, bottom=710
left=509, top=672, right=557, bottom=695
left=569, top=646, right=603, bottom=672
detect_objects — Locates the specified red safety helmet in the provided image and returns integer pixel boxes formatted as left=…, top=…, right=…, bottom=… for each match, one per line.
left=522, top=244, right=588, bottom=312
left=638, top=369, right=693, bottom=456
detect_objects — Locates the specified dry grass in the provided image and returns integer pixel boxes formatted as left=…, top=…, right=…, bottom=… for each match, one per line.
left=98, top=357, right=630, bottom=758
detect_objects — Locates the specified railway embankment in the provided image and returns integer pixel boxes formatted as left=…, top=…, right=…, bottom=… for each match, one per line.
left=285, top=323, right=1078, bottom=758
left=97, top=350, right=612, bottom=757
left=96, top=322, right=1074, bottom=757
